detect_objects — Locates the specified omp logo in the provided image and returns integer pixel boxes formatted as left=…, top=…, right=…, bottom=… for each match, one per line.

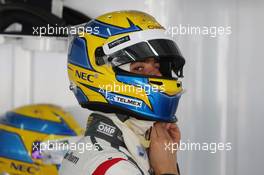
left=97, top=122, right=116, bottom=137
left=75, top=70, right=94, bottom=82
left=10, top=162, right=40, bottom=174
left=64, top=152, right=79, bottom=164
left=106, top=93, right=142, bottom=107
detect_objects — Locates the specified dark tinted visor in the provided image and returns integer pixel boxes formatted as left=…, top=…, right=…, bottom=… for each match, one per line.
left=109, top=39, right=185, bottom=78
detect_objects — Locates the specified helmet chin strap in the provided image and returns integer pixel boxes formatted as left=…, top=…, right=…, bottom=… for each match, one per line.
left=115, top=113, right=153, bottom=148
left=110, top=115, right=152, bottom=174
left=124, top=117, right=154, bottom=148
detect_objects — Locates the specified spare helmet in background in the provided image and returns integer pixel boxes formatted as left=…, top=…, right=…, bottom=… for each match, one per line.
left=0, top=104, right=84, bottom=175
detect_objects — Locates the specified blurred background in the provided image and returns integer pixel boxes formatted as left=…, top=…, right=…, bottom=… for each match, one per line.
left=0, top=0, right=264, bottom=175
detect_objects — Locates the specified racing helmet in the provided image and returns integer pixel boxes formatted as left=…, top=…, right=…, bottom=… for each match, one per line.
left=68, top=10, right=185, bottom=122
left=0, top=104, right=84, bottom=175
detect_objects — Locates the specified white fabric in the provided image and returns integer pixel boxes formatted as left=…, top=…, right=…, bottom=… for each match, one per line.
left=59, top=136, right=142, bottom=175
left=95, top=112, right=153, bottom=173
left=110, top=115, right=152, bottom=174
left=105, top=159, right=143, bottom=175
left=125, top=117, right=154, bottom=148
left=59, top=113, right=153, bottom=175
left=41, top=136, right=83, bottom=164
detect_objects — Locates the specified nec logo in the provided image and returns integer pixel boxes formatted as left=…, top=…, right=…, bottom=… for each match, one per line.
left=10, top=162, right=40, bottom=174
left=75, top=70, right=94, bottom=82
left=97, top=122, right=116, bottom=137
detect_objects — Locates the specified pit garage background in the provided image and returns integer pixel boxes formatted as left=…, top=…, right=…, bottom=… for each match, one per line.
left=0, top=0, right=264, bottom=175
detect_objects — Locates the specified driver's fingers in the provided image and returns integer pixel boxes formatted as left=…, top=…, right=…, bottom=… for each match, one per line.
left=155, top=122, right=171, bottom=140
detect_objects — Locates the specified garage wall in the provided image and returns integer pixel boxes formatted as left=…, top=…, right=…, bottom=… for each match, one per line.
left=1, top=0, right=264, bottom=175
left=0, top=41, right=77, bottom=113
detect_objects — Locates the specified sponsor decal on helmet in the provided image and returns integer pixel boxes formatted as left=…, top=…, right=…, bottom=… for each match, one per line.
left=108, top=35, right=130, bottom=49
left=106, top=93, right=142, bottom=108
left=10, top=162, right=40, bottom=174
left=147, top=25, right=164, bottom=29
left=75, top=70, right=94, bottom=82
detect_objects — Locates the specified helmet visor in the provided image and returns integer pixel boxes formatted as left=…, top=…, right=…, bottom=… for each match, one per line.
left=109, top=39, right=185, bottom=78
